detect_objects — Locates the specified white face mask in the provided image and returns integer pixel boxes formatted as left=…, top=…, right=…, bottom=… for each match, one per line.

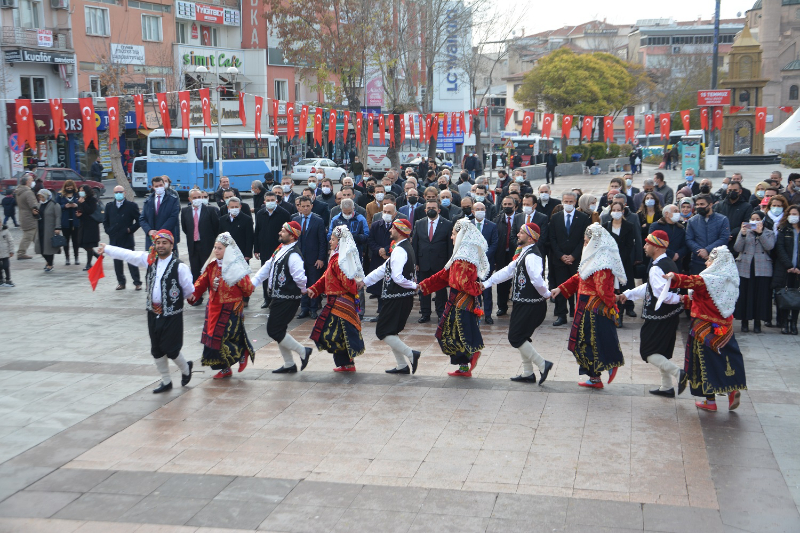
left=671, top=212, right=682, bottom=223
left=563, top=204, right=575, bottom=213
left=788, top=215, right=800, bottom=225
left=375, top=193, right=385, bottom=202
left=770, top=207, right=784, bottom=216
left=474, top=210, right=486, bottom=221
left=192, top=199, right=204, bottom=208
left=522, top=206, right=533, bottom=215
left=756, top=190, right=765, bottom=198
left=342, top=212, right=353, bottom=220
left=228, top=207, right=240, bottom=217
left=382, top=213, right=393, bottom=223
left=625, top=179, right=632, bottom=187
left=589, top=204, right=597, bottom=212
left=474, top=195, right=485, bottom=203
left=645, top=199, right=655, bottom=207
left=265, top=201, right=277, bottom=211
left=282, top=184, right=292, bottom=193
left=611, top=211, right=623, bottom=220
left=153, top=187, right=165, bottom=196
left=540, top=193, right=550, bottom=202
left=321, top=186, right=332, bottom=195
left=308, top=181, right=317, bottom=189
left=515, top=176, right=525, bottom=183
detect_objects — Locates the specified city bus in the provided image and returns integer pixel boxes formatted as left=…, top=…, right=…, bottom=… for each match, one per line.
left=498, top=134, right=554, bottom=165
left=146, top=129, right=281, bottom=196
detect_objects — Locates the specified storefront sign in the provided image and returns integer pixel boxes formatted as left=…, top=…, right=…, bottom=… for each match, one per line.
left=4, top=49, right=75, bottom=64
left=191, top=23, right=199, bottom=39
left=110, top=43, right=145, bottom=65
left=189, top=99, right=241, bottom=126
left=697, top=90, right=731, bottom=106
left=37, top=29, right=53, bottom=48
left=177, top=1, right=239, bottom=26
left=181, top=49, right=242, bottom=68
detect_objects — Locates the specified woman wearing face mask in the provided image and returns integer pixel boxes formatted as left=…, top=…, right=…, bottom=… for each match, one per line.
left=750, top=181, right=770, bottom=209
left=764, top=196, right=789, bottom=236
left=602, top=203, right=637, bottom=327
left=663, top=246, right=746, bottom=412
left=76, top=185, right=101, bottom=271
left=577, top=194, right=600, bottom=224
left=57, top=180, right=81, bottom=265
left=774, top=205, right=800, bottom=335
left=733, top=211, right=775, bottom=334
left=34, top=189, right=62, bottom=273
left=636, top=192, right=663, bottom=244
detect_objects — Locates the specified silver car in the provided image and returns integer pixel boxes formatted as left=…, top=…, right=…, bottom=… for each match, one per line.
left=292, top=158, right=347, bottom=185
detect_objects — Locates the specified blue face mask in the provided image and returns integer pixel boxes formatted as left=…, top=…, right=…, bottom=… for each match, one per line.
left=685, top=175, right=693, bottom=181
left=441, top=198, right=451, bottom=207
left=114, top=192, right=125, bottom=201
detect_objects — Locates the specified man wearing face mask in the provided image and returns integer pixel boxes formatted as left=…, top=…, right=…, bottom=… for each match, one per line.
left=683, top=169, right=701, bottom=196
left=332, top=186, right=368, bottom=220
left=272, top=185, right=297, bottom=215
left=219, top=189, right=251, bottom=218
left=472, top=201, right=498, bottom=324
left=713, top=181, right=754, bottom=253
left=218, top=197, right=253, bottom=262
left=782, top=173, right=800, bottom=205
left=515, top=194, right=549, bottom=252
left=647, top=204, right=688, bottom=264
left=302, top=187, right=330, bottom=225
left=549, top=192, right=591, bottom=325
left=398, top=187, right=420, bottom=228
left=254, top=191, right=292, bottom=308
left=685, top=195, right=730, bottom=274
left=412, top=199, right=454, bottom=322
left=281, top=176, right=299, bottom=206
left=415, top=186, right=450, bottom=221
left=504, top=170, right=533, bottom=197
left=493, top=196, right=523, bottom=317
left=623, top=174, right=640, bottom=205
left=716, top=172, right=751, bottom=202
left=441, top=189, right=462, bottom=221
left=342, top=176, right=363, bottom=202
left=317, top=178, right=337, bottom=208
left=104, top=185, right=142, bottom=291
left=365, top=184, right=386, bottom=225
left=366, top=202, right=398, bottom=319
left=293, top=196, right=327, bottom=319
left=180, top=189, right=219, bottom=293
left=652, top=172, right=674, bottom=207
left=473, top=184, right=497, bottom=221
left=140, top=176, right=181, bottom=250
left=537, top=184, right=561, bottom=219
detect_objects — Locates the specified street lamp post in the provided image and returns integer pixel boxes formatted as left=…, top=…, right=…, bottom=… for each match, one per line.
left=195, top=64, right=239, bottom=178
left=484, top=94, right=497, bottom=183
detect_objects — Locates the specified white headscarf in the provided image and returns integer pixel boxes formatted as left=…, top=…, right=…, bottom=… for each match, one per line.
left=445, top=218, right=490, bottom=279
left=332, top=225, right=364, bottom=281
left=201, top=232, right=251, bottom=286
left=699, top=245, right=739, bottom=318
left=578, top=223, right=627, bottom=284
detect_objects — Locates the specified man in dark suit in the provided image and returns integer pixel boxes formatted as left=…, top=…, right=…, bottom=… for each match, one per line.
left=214, top=176, right=240, bottom=209
left=281, top=175, right=299, bottom=206
left=397, top=188, right=420, bottom=232
left=219, top=189, right=251, bottom=218
left=104, top=185, right=142, bottom=290
left=473, top=184, right=497, bottom=221
left=412, top=199, right=453, bottom=322
left=253, top=191, right=292, bottom=307
left=140, top=176, right=180, bottom=250
left=536, top=184, right=561, bottom=220
left=366, top=202, right=398, bottom=319
left=544, top=149, right=558, bottom=184
left=494, top=195, right=522, bottom=316
left=414, top=186, right=450, bottom=221
left=302, top=187, right=330, bottom=226
left=294, top=196, right=327, bottom=318
left=181, top=189, right=220, bottom=303
left=218, top=197, right=253, bottom=309
left=473, top=201, right=499, bottom=324
left=272, top=185, right=297, bottom=215
left=515, top=194, right=549, bottom=253
left=548, top=192, right=590, bottom=325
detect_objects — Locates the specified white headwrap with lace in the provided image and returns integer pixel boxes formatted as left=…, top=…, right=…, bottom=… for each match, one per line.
left=699, top=245, right=739, bottom=318
left=445, top=219, right=490, bottom=279
left=332, top=225, right=364, bottom=281
left=578, top=223, right=627, bottom=284
left=201, top=232, right=251, bottom=286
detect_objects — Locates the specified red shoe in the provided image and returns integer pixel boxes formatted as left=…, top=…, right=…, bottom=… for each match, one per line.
left=213, top=368, right=232, bottom=379
left=696, top=400, right=717, bottom=412
left=470, top=351, right=481, bottom=371
left=238, top=357, right=248, bottom=373
left=607, top=367, right=618, bottom=384
left=729, top=390, right=741, bottom=410
left=448, top=369, right=472, bottom=377
left=579, top=379, right=604, bottom=389
left=334, top=365, right=356, bottom=372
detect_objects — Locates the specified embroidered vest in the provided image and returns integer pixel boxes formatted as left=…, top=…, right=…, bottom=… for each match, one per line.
left=642, top=256, right=682, bottom=320
left=511, top=246, right=547, bottom=303
left=269, top=245, right=303, bottom=300
left=146, top=256, right=184, bottom=316
left=382, top=239, right=416, bottom=299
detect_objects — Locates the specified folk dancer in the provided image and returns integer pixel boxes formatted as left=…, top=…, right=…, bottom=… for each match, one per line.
left=482, top=222, right=554, bottom=384
left=663, top=246, right=746, bottom=411
left=251, top=221, right=313, bottom=373
left=619, top=230, right=687, bottom=397
left=550, top=223, right=627, bottom=388
left=418, top=219, right=487, bottom=377
left=360, top=219, right=421, bottom=374
left=189, top=232, right=256, bottom=379
left=98, top=230, right=194, bottom=393
left=307, top=226, right=365, bottom=371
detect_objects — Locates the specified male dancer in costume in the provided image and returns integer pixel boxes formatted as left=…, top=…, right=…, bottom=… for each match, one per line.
left=482, top=223, right=554, bottom=384
left=359, top=219, right=421, bottom=374
left=619, top=230, right=687, bottom=397
left=98, top=230, right=194, bottom=393
left=251, top=221, right=312, bottom=373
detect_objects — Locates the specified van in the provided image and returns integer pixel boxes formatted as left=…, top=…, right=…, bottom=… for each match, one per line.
left=131, top=157, right=148, bottom=196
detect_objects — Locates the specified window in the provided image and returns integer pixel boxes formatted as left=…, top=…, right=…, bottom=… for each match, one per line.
left=646, top=36, right=669, bottom=46
left=146, top=78, right=164, bottom=94
left=128, top=0, right=171, bottom=12
left=20, top=76, right=46, bottom=101
left=176, top=22, right=187, bottom=44
left=295, top=82, right=300, bottom=100
left=200, top=25, right=218, bottom=46
left=18, top=0, right=41, bottom=29
left=85, top=7, right=110, bottom=36
left=274, top=79, right=288, bottom=101
left=142, top=15, right=163, bottom=42
left=791, top=85, right=799, bottom=101
left=89, top=77, right=102, bottom=96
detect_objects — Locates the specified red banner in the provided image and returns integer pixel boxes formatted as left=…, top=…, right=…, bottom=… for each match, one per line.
left=729, top=106, right=744, bottom=114
left=713, top=108, right=724, bottom=131
left=254, top=96, right=263, bottom=139
left=624, top=115, right=634, bottom=143
left=399, top=114, right=405, bottom=144
left=156, top=93, right=171, bottom=137
left=680, top=110, right=691, bottom=135
left=700, top=108, right=709, bottom=130
left=561, top=115, right=573, bottom=136
left=450, top=112, right=457, bottom=135
left=178, top=91, right=190, bottom=139
left=441, top=113, right=448, bottom=139
left=238, top=93, right=246, bottom=128
left=79, top=97, right=99, bottom=149
left=378, top=114, right=385, bottom=145
left=780, top=106, right=794, bottom=114
left=459, top=111, right=466, bottom=135
left=483, top=107, right=488, bottom=130
left=355, top=112, right=362, bottom=146
left=644, top=114, right=654, bottom=135
left=133, top=94, right=145, bottom=129
left=755, top=107, right=767, bottom=134
left=49, top=99, right=64, bottom=139
left=603, top=116, right=613, bottom=142
left=106, top=96, right=119, bottom=146
left=286, top=102, right=295, bottom=140
left=521, top=111, right=534, bottom=136
left=409, top=114, right=415, bottom=139
left=367, top=113, right=374, bottom=145
left=504, top=108, right=514, bottom=128
left=581, top=116, right=593, bottom=141
left=342, top=111, right=349, bottom=142
left=431, top=114, right=439, bottom=140
left=199, top=88, right=211, bottom=133
left=328, top=109, right=337, bottom=144
left=388, top=114, right=395, bottom=147
left=659, top=113, right=671, bottom=140
left=272, top=99, right=279, bottom=135
left=697, top=90, right=731, bottom=106
left=299, top=105, right=308, bottom=137
left=467, top=110, right=474, bottom=136
left=541, top=113, right=554, bottom=139
left=314, top=107, right=323, bottom=146
left=15, top=99, right=35, bottom=150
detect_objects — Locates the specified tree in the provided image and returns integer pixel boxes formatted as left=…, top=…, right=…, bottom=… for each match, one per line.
left=649, top=55, right=716, bottom=130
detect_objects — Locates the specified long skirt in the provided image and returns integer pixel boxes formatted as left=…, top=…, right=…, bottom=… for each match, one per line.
left=435, top=289, right=484, bottom=366
left=639, top=314, right=681, bottom=361
left=201, top=302, right=255, bottom=371
left=311, top=295, right=365, bottom=367
left=508, top=300, right=546, bottom=348
left=734, top=267, right=772, bottom=322
left=267, top=298, right=301, bottom=343
left=375, top=295, right=414, bottom=340
left=685, top=325, right=747, bottom=397
left=568, top=295, right=625, bottom=377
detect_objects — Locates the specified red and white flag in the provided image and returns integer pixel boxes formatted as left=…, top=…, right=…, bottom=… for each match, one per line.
left=521, top=111, right=534, bottom=136
left=299, top=105, right=309, bottom=137
left=399, top=114, right=405, bottom=144
left=713, top=108, right=724, bottom=131
left=504, top=108, right=514, bottom=127
left=680, top=110, right=691, bottom=135
left=15, top=99, right=35, bottom=150
left=780, top=106, right=794, bottom=114
left=199, top=88, right=211, bottom=133
left=603, top=116, right=613, bottom=142
left=287, top=102, right=295, bottom=140
left=541, top=113, right=554, bottom=139
left=355, top=112, right=363, bottom=146
left=179, top=91, right=190, bottom=139
left=328, top=109, right=337, bottom=144
left=238, top=93, right=246, bottom=128
left=134, top=94, right=145, bottom=129
left=342, top=111, right=349, bottom=142
left=80, top=97, right=99, bottom=149
left=106, top=96, right=119, bottom=145
left=378, top=114, right=385, bottom=145
left=50, top=98, right=65, bottom=139
left=755, top=107, right=767, bottom=134
left=644, top=114, right=655, bottom=135
left=387, top=114, right=395, bottom=147
left=624, top=115, right=635, bottom=143
left=314, top=107, right=323, bottom=145
left=700, top=108, right=709, bottom=130
left=581, top=115, right=593, bottom=141
left=367, top=113, right=374, bottom=145
left=561, top=115, right=573, bottom=137
left=254, top=96, right=263, bottom=139
left=659, top=113, right=671, bottom=140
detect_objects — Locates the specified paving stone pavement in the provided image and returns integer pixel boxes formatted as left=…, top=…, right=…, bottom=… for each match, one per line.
left=0, top=164, right=798, bottom=532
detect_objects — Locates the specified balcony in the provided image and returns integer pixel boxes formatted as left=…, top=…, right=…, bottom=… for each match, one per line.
left=1, top=27, right=73, bottom=51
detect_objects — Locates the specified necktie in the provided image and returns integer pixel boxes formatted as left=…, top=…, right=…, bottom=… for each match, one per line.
left=566, top=213, right=571, bottom=235
left=477, top=222, right=482, bottom=232
left=193, top=208, right=200, bottom=241
left=506, top=216, right=511, bottom=250
left=155, top=195, right=161, bottom=216
left=429, top=220, right=434, bottom=242
left=302, top=216, right=308, bottom=234
left=526, top=214, right=531, bottom=224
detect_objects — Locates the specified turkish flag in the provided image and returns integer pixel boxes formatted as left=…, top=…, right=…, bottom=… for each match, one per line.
left=328, top=109, right=337, bottom=144
left=156, top=93, right=171, bottom=137
left=388, top=114, right=395, bottom=147
left=50, top=99, right=64, bottom=139
left=562, top=115, right=573, bottom=137
left=468, top=110, right=474, bottom=136
left=399, top=114, right=405, bottom=144
left=106, top=96, right=119, bottom=146
left=755, top=106, right=767, bottom=134
left=713, top=108, right=724, bottom=131
left=15, top=99, right=35, bottom=150
left=624, top=115, right=635, bottom=143
left=314, top=107, right=323, bottom=146
left=378, top=114, right=385, bottom=145
left=367, top=113, right=374, bottom=145
left=199, top=88, right=211, bottom=133
left=441, top=113, right=448, bottom=138
left=483, top=107, right=488, bottom=130
left=581, top=116, right=593, bottom=141
left=459, top=111, right=466, bottom=135
left=541, top=113, right=554, bottom=138
left=780, top=106, right=794, bottom=114
left=178, top=91, right=190, bottom=139
left=729, top=106, right=744, bottom=114
left=431, top=114, right=439, bottom=140
left=644, top=114, right=655, bottom=135
left=659, top=113, right=671, bottom=140
left=680, top=110, right=691, bottom=135
left=409, top=114, right=415, bottom=139
left=521, top=111, right=534, bottom=135
left=272, top=99, right=279, bottom=135
left=700, top=108, right=709, bottom=130
left=299, top=105, right=309, bottom=137
left=343, top=111, right=349, bottom=142
left=286, top=102, right=295, bottom=140
left=80, top=97, right=99, bottom=150
left=504, top=108, right=514, bottom=127
left=449, top=112, right=456, bottom=135
left=87, top=255, right=105, bottom=291
left=425, top=115, right=432, bottom=142
left=254, top=96, right=263, bottom=139
left=238, top=93, right=246, bottom=127
left=355, top=112, right=363, bottom=146
left=603, top=116, right=613, bottom=142
left=133, top=94, right=145, bottom=129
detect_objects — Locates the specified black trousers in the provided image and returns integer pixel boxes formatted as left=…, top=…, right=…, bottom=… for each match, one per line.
left=110, top=241, right=141, bottom=286
left=418, top=269, right=447, bottom=318
left=147, top=311, right=183, bottom=359
left=0, top=257, right=9, bottom=281
left=495, top=251, right=514, bottom=312
left=187, top=242, right=206, bottom=281
left=62, top=225, right=80, bottom=259
left=546, top=167, right=555, bottom=182
left=552, top=261, right=579, bottom=318
left=301, top=266, right=322, bottom=312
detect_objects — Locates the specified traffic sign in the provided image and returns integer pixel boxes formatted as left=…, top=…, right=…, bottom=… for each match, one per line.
left=503, top=139, right=514, bottom=149
left=9, top=133, right=23, bottom=154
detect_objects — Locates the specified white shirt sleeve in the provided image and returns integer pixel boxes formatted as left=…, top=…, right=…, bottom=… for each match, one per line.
left=288, top=252, right=307, bottom=293
left=483, top=259, right=516, bottom=290
left=363, top=258, right=388, bottom=287
left=177, top=263, right=196, bottom=297
left=623, top=283, right=648, bottom=302
left=623, top=264, right=680, bottom=304
left=103, top=245, right=149, bottom=269
left=526, top=254, right=551, bottom=298
left=250, top=258, right=273, bottom=287
left=389, top=246, right=417, bottom=289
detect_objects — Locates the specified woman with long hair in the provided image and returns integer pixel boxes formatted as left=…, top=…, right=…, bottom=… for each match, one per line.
left=76, top=185, right=100, bottom=270
left=56, top=180, right=81, bottom=265
left=733, top=211, right=775, bottom=333
left=774, top=205, right=800, bottom=335
left=636, top=192, right=663, bottom=242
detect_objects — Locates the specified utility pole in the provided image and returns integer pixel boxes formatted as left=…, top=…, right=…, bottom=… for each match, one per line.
left=710, top=0, right=721, bottom=158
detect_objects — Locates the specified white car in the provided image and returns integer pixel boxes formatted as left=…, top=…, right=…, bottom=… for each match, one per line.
left=291, top=158, right=347, bottom=184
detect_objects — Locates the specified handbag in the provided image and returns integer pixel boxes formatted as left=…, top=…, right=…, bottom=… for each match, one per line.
left=776, top=286, right=800, bottom=310
left=51, top=234, right=67, bottom=248
left=90, top=205, right=105, bottom=223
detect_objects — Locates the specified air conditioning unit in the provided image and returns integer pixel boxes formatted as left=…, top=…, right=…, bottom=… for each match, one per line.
left=0, top=0, right=17, bottom=9
left=79, top=91, right=97, bottom=98
left=50, top=0, right=68, bottom=9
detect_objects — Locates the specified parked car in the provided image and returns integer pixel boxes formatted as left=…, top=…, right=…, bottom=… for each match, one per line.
left=399, top=155, right=453, bottom=173
left=131, top=157, right=148, bottom=196
left=0, top=168, right=105, bottom=197
left=291, top=158, right=347, bottom=185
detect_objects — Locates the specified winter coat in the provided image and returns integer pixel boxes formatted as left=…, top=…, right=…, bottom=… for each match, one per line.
left=0, top=228, right=13, bottom=259
left=685, top=212, right=731, bottom=274
left=773, top=225, right=800, bottom=288
left=77, top=196, right=101, bottom=246
left=13, top=185, right=38, bottom=231
left=34, top=200, right=62, bottom=255
left=714, top=197, right=754, bottom=246
left=56, top=193, right=81, bottom=229
left=2, top=195, right=16, bottom=216
left=734, top=228, right=775, bottom=278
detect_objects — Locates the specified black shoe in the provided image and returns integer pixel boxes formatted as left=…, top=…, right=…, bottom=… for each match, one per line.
left=649, top=388, right=676, bottom=398
left=83, top=265, right=92, bottom=271
left=484, top=316, right=494, bottom=325
left=418, top=316, right=430, bottom=323
left=765, top=321, right=778, bottom=328
left=385, top=366, right=410, bottom=374
left=782, top=325, right=791, bottom=335
left=411, top=350, right=421, bottom=374
left=368, top=317, right=379, bottom=322
left=261, top=300, right=270, bottom=309
left=678, top=370, right=687, bottom=395
left=626, top=309, right=637, bottom=318
left=792, top=323, right=799, bottom=335
left=153, top=381, right=173, bottom=394
left=553, top=316, right=567, bottom=326
left=310, top=311, right=318, bottom=319
left=296, top=310, right=310, bottom=319
left=181, top=361, right=193, bottom=386
left=272, top=364, right=298, bottom=373
left=65, top=258, right=70, bottom=265
left=741, top=322, right=749, bottom=333
left=510, top=374, right=538, bottom=383
left=539, top=360, right=553, bottom=385
left=753, top=323, right=761, bottom=334
left=300, top=347, right=312, bottom=370
left=496, top=310, right=507, bottom=317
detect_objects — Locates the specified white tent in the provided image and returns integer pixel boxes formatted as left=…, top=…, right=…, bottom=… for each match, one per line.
left=765, top=107, right=800, bottom=153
